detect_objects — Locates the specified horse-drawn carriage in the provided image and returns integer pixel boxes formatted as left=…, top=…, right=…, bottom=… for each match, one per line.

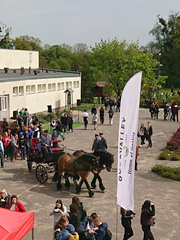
left=26, top=137, right=65, bottom=184
left=27, top=138, right=114, bottom=197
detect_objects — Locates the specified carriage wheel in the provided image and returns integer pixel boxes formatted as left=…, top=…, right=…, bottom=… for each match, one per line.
left=27, top=161, right=32, bottom=172
left=36, top=165, right=48, bottom=184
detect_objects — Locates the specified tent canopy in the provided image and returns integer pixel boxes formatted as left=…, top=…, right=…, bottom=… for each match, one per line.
left=0, top=208, right=34, bottom=240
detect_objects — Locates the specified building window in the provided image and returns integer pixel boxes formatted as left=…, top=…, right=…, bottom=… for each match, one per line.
left=37, top=84, right=42, bottom=93
left=52, top=83, right=56, bottom=91
left=77, top=81, right=79, bottom=88
left=57, top=83, right=60, bottom=90
left=69, top=82, right=72, bottom=88
left=48, top=84, right=51, bottom=92
left=0, top=97, right=7, bottom=111
left=42, top=84, right=46, bottom=92
left=31, top=85, right=35, bottom=94
left=73, top=81, right=76, bottom=88
left=61, top=82, right=64, bottom=90
left=19, top=86, right=24, bottom=96
left=26, top=85, right=30, bottom=94
left=13, top=87, right=18, bottom=96
left=66, top=82, right=69, bottom=89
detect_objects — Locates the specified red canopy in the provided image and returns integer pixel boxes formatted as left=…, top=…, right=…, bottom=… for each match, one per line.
left=0, top=208, right=34, bottom=240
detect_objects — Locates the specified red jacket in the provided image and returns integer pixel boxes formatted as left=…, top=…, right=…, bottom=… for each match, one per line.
left=9, top=202, right=26, bottom=212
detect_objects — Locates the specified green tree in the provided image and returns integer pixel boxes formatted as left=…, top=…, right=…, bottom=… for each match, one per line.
left=147, top=12, right=180, bottom=87
left=91, top=38, right=166, bottom=96
left=0, top=22, right=12, bottom=48
left=12, top=35, right=43, bottom=52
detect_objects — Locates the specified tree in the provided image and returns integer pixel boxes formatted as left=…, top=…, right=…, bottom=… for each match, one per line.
left=0, top=22, right=12, bottom=48
left=12, top=35, right=43, bottom=52
left=73, top=43, right=89, bottom=54
left=91, top=38, right=166, bottom=96
left=147, top=12, right=180, bottom=87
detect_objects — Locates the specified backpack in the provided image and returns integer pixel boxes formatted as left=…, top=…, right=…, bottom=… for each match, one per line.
left=58, top=230, right=71, bottom=240
left=109, top=110, right=113, bottom=118
left=103, top=228, right=112, bottom=240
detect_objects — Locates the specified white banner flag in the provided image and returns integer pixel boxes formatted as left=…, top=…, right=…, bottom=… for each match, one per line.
left=117, top=71, right=142, bottom=211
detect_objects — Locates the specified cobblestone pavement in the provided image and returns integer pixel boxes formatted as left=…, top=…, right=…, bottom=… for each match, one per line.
left=1, top=108, right=180, bottom=240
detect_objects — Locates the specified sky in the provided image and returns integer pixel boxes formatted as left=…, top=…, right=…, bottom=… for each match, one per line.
left=1, top=0, right=180, bottom=48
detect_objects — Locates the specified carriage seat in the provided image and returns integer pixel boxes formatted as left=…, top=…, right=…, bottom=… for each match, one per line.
left=51, top=138, right=64, bottom=152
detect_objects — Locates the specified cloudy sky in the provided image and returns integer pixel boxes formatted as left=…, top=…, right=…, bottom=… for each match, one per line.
left=1, top=0, right=179, bottom=48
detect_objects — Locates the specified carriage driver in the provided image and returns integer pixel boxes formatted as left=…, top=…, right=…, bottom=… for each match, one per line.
left=40, top=130, right=53, bottom=153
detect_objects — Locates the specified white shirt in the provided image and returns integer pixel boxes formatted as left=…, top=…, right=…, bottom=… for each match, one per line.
left=82, top=112, right=89, bottom=117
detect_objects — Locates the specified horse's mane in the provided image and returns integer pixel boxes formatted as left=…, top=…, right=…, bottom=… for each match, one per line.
left=75, top=153, right=98, bottom=164
left=93, top=149, right=114, bottom=163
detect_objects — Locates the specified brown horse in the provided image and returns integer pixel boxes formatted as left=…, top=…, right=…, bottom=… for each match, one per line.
left=73, top=149, right=114, bottom=191
left=52, top=153, right=99, bottom=197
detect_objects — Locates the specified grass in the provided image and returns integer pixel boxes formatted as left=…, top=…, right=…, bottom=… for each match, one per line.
left=163, top=88, right=180, bottom=93
left=152, top=164, right=180, bottom=181
left=44, top=122, right=84, bottom=133
left=71, top=103, right=103, bottom=112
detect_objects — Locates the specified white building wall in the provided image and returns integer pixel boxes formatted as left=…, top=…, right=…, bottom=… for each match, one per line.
left=0, top=76, right=81, bottom=120
left=0, top=49, right=39, bottom=69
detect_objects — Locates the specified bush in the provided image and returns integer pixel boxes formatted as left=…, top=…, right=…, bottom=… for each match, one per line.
left=170, top=153, right=180, bottom=161
left=166, top=145, right=175, bottom=151
left=151, top=164, right=180, bottom=181
left=158, top=151, right=169, bottom=160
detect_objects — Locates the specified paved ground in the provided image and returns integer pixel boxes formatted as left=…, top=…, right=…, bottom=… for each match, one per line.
left=1, top=108, right=180, bottom=240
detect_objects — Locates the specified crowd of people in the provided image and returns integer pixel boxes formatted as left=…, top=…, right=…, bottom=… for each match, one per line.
left=0, top=189, right=26, bottom=212
left=49, top=196, right=110, bottom=240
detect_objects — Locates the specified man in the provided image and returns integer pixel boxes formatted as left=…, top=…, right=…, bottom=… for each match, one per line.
left=173, top=103, right=179, bottom=122
left=19, top=107, right=24, bottom=118
left=99, top=133, right=108, bottom=150
left=40, top=130, right=53, bottom=153
left=93, top=217, right=108, bottom=240
left=82, top=110, right=89, bottom=130
left=91, top=105, right=97, bottom=115
left=32, top=113, right=39, bottom=126
left=1, top=118, right=9, bottom=133
left=33, top=125, right=40, bottom=138
left=92, top=134, right=100, bottom=152
left=0, top=189, right=10, bottom=209
left=108, top=107, right=114, bottom=126
left=78, top=213, right=97, bottom=240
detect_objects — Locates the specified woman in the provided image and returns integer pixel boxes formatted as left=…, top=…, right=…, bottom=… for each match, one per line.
left=9, top=195, right=26, bottom=212
left=69, top=203, right=81, bottom=231
left=0, top=189, right=10, bottom=209
left=92, top=111, right=98, bottom=130
left=139, top=123, right=146, bottom=147
left=50, top=199, right=67, bottom=227
left=72, top=196, right=87, bottom=222
left=2, top=132, right=10, bottom=159
left=146, top=122, right=153, bottom=149
left=54, top=216, right=79, bottom=240
left=121, top=207, right=136, bottom=240
left=141, top=200, right=155, bottom=240
left=99, top=107, right=104, bottom=124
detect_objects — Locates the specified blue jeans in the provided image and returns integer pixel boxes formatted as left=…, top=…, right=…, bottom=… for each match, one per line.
left=20, top=147, right=26, bottom=159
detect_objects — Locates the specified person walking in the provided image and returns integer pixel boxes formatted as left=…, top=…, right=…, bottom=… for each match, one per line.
left=121, top=207, right=136, bottom=240
left=82, top=110, right=89, bottom=130
left=108, top=107, right=114, bottom=126
left=99, top=133, right=108, bottom=150
left=173, top=103, right=179, bottom=122
left=141, top=200, right=155, bottom=240
left=146, top=122, right=153, bottom=149
left=92, top=112, right=98, bottom=130
left=99, top=107, right=104, bottom=124
left=139, top=123, right=146, bottom=147
left=92, top=134, right=100, bottom=152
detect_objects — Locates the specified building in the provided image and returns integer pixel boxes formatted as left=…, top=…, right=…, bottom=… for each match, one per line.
left=0, top=49, right=81, bottom=121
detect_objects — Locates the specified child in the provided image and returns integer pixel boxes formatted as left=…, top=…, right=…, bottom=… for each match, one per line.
left=2, top=132, right=10, bottom=159
left=14, top=133, right=20, bottom=158
left=34, top=139, right=41, bottom=156
left=9, top=136, right=18, bottom=162
left=19, top=134, right=26, bottom=160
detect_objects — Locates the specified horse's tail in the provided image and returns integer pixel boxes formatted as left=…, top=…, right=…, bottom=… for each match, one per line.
left=52, top=160, right=59, bottom=182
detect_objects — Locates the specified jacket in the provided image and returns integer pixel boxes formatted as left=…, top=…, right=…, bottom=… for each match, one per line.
left=49, top=204, right=67, bottom=226
left=78, top=216, right=95, bottom=234
left=58, top=229, right=79, bottom=240
left=69, top=213, right=81, bottom=231
left=92, top=139, right=100, bottom=151
left=0, top=192, right=10, bottom=209
left=99, top=137, right=107, bottom=150
left=95, top=222, right=108, bottom=240
left=9, top=202, right=26, bottom=212
left=141, top=205, right=155, bottom=226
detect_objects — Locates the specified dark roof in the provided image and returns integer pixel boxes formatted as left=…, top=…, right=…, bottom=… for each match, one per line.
left=0, top=68, right=81, bottom=82
left=64, top=88, right=74, bottom=93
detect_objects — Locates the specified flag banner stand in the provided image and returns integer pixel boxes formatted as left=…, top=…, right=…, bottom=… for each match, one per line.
left=117, top=71, right=142, bottom=211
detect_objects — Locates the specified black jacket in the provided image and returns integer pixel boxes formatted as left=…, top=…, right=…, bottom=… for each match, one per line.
left=0, top=193, right=10, bottom=209
left=141, top=205, right=155, bottom=226
left=69, top=213, right=81, bottom=231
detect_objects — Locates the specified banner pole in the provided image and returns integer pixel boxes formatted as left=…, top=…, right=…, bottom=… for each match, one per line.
left=116, top=204, right=118, bottom=240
